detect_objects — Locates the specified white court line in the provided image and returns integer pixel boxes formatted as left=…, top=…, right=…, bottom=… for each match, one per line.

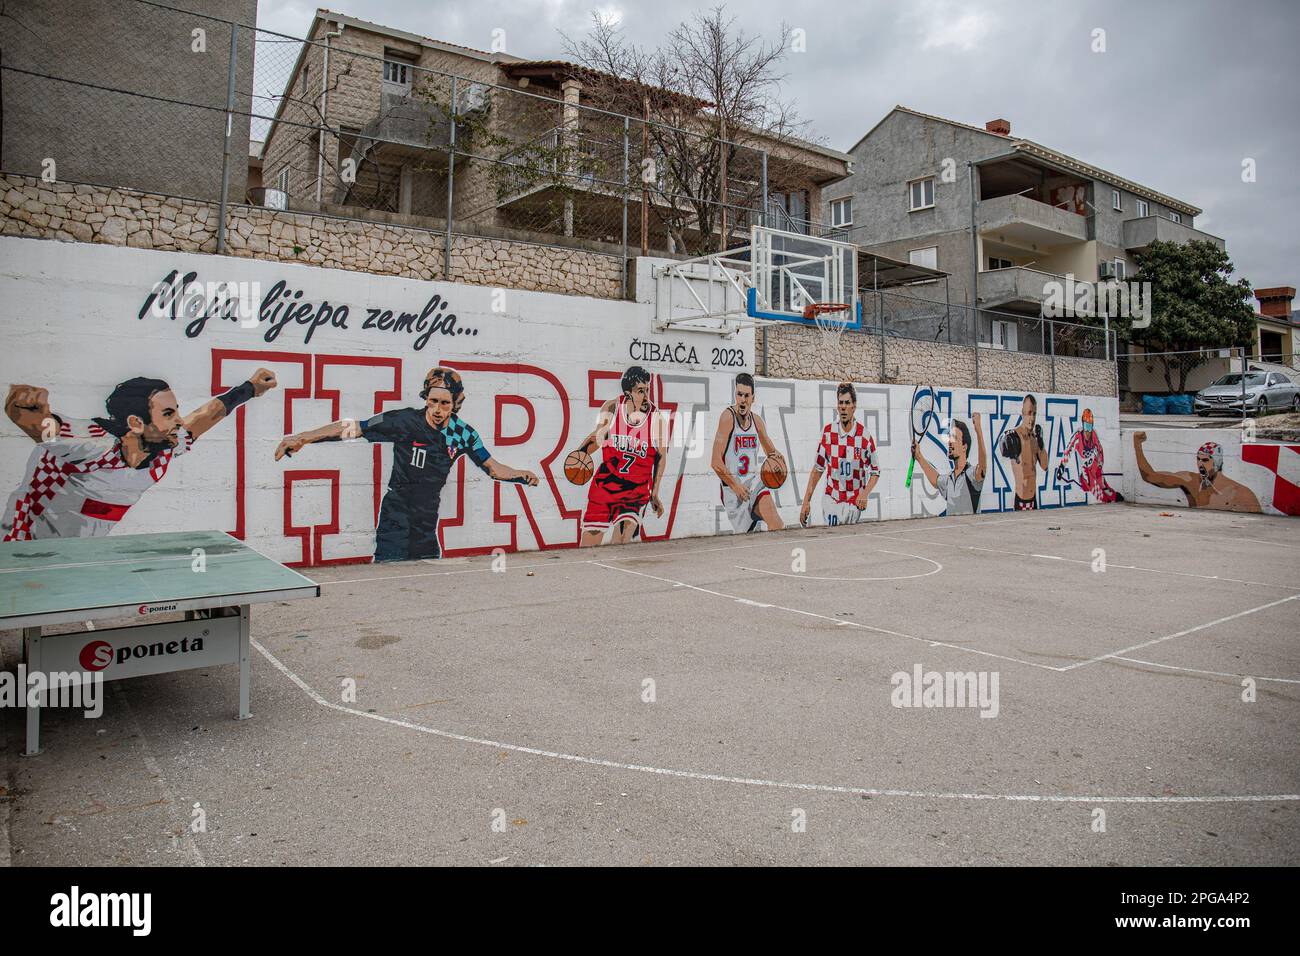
left=593, top=562, right=1065, bottom=672
left=252, top=640, right=1299, bottom=805
left=853, top=529, right=1300, bottom=592
left=597, top=560, right=1300, bottom=683
left=110, top=684, right=206, bottom=866
left=317, top=520, right=971, bottom=588
left=1111, top=657, right=1300, bottom=685
left=1060, top=594, right=1300, bottom=672
left=737, top=549, right=943, bottom=582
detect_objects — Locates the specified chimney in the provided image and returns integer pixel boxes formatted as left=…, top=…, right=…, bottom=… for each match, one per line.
left=985, top=118, right=1011, bottom=136
left=1254, top=286, right=1295, bottom=319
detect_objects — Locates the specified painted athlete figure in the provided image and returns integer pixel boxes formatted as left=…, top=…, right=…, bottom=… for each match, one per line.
left=573, top=366, right=668, bottom=546
left=275, top=367, right=538, bottom=561
left=799, top=382, right=880, bottom=527
left=1132, top=432, right=1261, bottom=512
left=3, top=372, right=277, bottom=540
left=1055, top=408, right=1122, bottom=502
left=1001, top=394, right=1048, bottom=510
left=912, top=413, right=986, bottom=516
left=711, top=372, right=785, bottom=533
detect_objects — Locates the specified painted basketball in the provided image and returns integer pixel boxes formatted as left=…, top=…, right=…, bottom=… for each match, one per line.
left=564, top=449, right=595, bottom=485
left=760, top=455, right=787, bottom=489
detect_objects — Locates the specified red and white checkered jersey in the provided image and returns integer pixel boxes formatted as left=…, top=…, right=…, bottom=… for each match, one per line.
left=815, top=420, right=879, bottom=504
left=2, top=419, right=193, bottom=541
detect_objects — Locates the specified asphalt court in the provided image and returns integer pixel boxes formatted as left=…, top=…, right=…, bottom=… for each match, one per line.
left=2, top=502, right=1297, bottom=865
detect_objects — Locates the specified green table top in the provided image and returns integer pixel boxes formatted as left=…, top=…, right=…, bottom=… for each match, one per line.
left=0, top=531, right=319, bottom=628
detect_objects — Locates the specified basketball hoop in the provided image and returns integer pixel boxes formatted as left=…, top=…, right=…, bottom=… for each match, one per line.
left=803, top=302, right=852, bottom=370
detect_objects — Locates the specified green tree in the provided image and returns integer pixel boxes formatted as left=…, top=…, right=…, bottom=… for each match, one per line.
left=1125, top=239, right=1256, bottom=393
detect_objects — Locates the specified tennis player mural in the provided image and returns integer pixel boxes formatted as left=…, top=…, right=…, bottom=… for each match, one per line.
left=910, top=413, right=986, bottom=516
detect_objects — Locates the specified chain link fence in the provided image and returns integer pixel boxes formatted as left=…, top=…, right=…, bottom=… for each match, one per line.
left=849, top=287, right=1116, bottom=389
left=1118, top=347, right=1300, bottom=416
left=1, top=1, right=825, bottom=287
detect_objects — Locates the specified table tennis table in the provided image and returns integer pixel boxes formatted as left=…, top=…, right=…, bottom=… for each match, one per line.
left=0, top=531, right=319, bottom=755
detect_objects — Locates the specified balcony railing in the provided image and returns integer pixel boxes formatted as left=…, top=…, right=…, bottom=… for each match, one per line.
left=977, top=193, right=1088, bottom=244
left=978, top=266, right=1096, bottom=315
left=1121, top=215, right=1224, bottom=251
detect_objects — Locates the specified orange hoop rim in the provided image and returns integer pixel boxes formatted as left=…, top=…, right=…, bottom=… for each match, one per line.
left=802, top=302, right=851, bottom=320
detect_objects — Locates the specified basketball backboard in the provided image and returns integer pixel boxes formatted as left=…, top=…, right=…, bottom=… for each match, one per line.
left=749, top=226, right=861, bottom=329
left=653, top=226, right=861, bottom=336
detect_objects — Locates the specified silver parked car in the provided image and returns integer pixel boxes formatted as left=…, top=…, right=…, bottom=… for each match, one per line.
left=1195, top=371, right=1300, bottom=416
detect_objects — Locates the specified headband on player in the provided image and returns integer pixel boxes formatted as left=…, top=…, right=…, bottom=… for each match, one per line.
left=421, top=367, right=465, bottom=411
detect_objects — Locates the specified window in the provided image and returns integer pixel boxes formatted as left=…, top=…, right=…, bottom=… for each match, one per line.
left=989, top=319, right=1018, bottom=351
left=383, top=59, right=412, bottom=88
left=908, top=246, right=938, bottom=270
left=1170, top=211, right=1182, bottom=224
left=1113, top=258, right=1126, bottom=280
left=275, top=166, right=289, bottom=194
left=829, top=197, right=853, bottom=227
left=1136, top=199, right=1149, bottom=217
left=909, top=177, right=935, bottom=211
left=1112, top=189, right=1122, bottom=211
left=988, top=256, right=1013, bottom=270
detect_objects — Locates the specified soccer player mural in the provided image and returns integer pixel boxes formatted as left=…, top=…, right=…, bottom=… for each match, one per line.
left=275, top=367, right=540, bottom=561
left=798, top=382, right=880, bottom=527
left=3, top=372, right=277, bottom=541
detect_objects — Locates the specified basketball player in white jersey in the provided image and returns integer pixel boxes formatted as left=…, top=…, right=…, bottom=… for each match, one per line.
left=711, top=373, right=785, bottom=533
left=3, top=372, right=277, bottom=540
left=799, top=381, right=880, bottom=527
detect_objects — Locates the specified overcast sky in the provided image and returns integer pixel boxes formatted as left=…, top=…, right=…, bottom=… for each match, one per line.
left=257, top=0, right=1299, bottom=295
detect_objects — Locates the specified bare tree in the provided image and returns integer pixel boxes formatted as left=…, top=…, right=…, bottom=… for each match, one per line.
left=563, top=6, right=811, bottom=256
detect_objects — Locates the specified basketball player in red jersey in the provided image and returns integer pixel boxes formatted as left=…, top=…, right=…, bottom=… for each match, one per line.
left=572, top=366, right=668, bottom=546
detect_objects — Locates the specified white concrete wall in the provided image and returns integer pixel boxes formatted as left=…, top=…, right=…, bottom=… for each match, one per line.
left=1120, top=426, right=1299, bottom=516
left=1, top=237, right=1121, bottom=566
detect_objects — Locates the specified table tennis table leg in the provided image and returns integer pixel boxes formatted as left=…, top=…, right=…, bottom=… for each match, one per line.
left=236, top=604, right=251, bottom=720
left=22, top=627, right=42, bottom=756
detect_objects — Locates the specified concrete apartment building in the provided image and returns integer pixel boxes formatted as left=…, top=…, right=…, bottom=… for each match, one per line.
left=1, top=0, right=256, bottom=202
left=823, top=107, right=1224, bottom=350
left=259, top=9, right=850, bottom=254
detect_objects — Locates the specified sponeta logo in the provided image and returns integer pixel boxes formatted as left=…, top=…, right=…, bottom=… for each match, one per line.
left=79, top=640, right=114, bottom=671
left=137, top=603, right=178, bottom=615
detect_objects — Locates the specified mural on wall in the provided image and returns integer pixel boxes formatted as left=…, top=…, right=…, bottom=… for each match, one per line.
left=569, top=366, right=668, bottom=547
left=1240, top=443, right=1300, bottom=516
left=273, top=366, right=540, bottom=561
left=708, top=372, right=786, bottom=534
left=3, top=371, right=277, bottom=541
left=1131, top=432, right=1261, bottom=512
left=0, top=238, right=1131, bottom=567
left=1055, top=408, right=1123, bottom=503
left=797, top=382, right=880, bottom=528
left=911, top=412, right=985, bottom=516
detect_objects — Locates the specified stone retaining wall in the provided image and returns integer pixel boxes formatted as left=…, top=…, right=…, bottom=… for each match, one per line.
left=765, top=325, right=1117, bottom=396
left=0, top=173, right=622, bottom=299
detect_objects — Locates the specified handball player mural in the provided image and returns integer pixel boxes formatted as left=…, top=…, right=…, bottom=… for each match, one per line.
left=0, top=238, right=1128, bottom=567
